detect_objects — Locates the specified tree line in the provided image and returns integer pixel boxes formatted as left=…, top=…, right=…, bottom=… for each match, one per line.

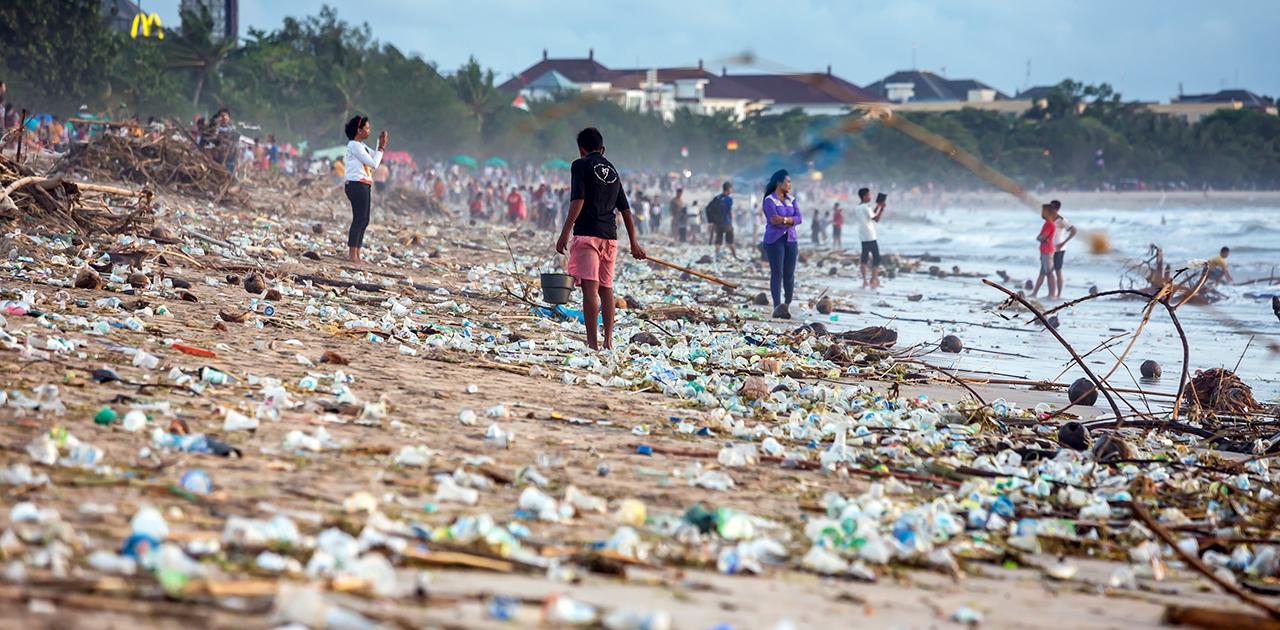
left=2, top=1, right=1277, bottom=189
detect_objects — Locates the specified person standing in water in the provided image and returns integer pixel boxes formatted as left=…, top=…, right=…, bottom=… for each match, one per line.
left=555, top=127, right=647, bottom=350
left=761, top=169, right=802, bottom=317
left=342, top=115, right=388, bottom=263
left=1050, top=199, right=1078, bottom=299
left=1030, top=203, right=1058, bottom=299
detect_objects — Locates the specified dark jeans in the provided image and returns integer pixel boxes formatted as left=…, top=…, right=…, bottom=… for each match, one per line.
left=764, top=238, right=798, bottom=307
left=345, top=181, right=371, bottom=248
left=860, top=240, right=881, bottom=266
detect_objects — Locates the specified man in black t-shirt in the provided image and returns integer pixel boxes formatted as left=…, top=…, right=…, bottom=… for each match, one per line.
left=555, top=127, right=647, bottom=350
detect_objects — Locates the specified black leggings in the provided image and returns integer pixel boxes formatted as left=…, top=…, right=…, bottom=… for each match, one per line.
left=345, top=181, right=371, bottom=248
left=764, top=238, right=798, bottom=307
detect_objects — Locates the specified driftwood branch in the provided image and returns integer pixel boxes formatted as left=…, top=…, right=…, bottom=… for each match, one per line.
left=1127, top=499, right=1280, bottom=620
left=982, top=279, right=1126, bottom=425
left=1034, top=286, right=1192, bottom=420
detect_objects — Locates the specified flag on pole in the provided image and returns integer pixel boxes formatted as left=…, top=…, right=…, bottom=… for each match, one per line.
left=511, top=95, right=530, bottom=111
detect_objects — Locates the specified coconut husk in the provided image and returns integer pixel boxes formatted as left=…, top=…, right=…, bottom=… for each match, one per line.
left=74, top=268, right=104, bottom=290
left=1187, top=368, right=1261, bottom=416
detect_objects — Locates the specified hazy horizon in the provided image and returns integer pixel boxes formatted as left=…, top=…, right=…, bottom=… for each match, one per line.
left=131, top=0, right=1279, bottom=102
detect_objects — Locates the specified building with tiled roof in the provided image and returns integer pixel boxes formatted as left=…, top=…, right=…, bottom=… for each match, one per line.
left=1175, top=89, right=1275, bottom=109
left=498, top=49, right=615, bottom=94
left=498, top=50, right=883, bottom=121
left=866, top=70, right=1009, bottom=103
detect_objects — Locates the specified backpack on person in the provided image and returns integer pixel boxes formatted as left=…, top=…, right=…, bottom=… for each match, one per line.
left=703, top=195, right=726, bottom=225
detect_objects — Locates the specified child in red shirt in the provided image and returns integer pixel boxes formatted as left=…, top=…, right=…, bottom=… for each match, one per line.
left=1031, top=204, right=1058, bottom=298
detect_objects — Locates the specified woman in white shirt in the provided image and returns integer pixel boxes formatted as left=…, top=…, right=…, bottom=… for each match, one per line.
left=342, top=115, right=388, bottom=263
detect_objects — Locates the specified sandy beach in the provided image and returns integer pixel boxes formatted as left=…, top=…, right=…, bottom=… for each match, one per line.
left=2, top=152, right=1279, bottom=630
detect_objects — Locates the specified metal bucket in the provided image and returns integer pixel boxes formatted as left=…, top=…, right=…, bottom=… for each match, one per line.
left=539, top=272, right=576, bottom=305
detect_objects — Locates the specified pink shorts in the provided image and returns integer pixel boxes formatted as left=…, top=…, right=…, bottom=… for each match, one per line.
left=566, top=236, right=618, bottom=288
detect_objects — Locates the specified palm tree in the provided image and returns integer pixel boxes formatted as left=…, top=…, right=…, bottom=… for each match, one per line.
left=166, top=6, right=236, bottom=107
left=450, top=57, right=503, bottom=132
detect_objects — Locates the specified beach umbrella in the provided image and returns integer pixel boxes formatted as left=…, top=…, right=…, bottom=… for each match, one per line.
left=450, top=154, right=478, bottom=168
left=383, top=150, right=417, bottom=168
left=484, top=156, right=508, bottom=168
left=542, top=158, right=572, bottom=171
left=311, top=145, right=346, bottom=160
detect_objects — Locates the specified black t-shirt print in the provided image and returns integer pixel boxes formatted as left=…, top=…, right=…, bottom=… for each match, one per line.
left=570, top=152, right=630, bottom=240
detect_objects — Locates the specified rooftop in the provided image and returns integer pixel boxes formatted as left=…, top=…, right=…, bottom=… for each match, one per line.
left=498, top=49, right=613, bottom=92
left=1175, top=89, right=1275, bottom=107
left=866, top=70, right=1010, bottom=102
left=705, top=71, right=881, bottom=105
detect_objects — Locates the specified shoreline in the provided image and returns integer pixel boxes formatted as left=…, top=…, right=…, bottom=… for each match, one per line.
left=892, top=188, right=1280, bottom=211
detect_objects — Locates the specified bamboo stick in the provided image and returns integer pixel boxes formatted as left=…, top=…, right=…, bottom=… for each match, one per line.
left=645, top=256, right=738, bottom=289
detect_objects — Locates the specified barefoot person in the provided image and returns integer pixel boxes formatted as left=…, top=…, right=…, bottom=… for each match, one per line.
left=761, top=169, right=802, bottom=317
left=709, top=181, right=737, bottom=260
left=342, top=115, right=387, bottom=263
left=1050, top=200, right=1078, bottom=299
left=1031, top=203, right=1058, bottom=298
left=831, top=202, right=844, bottom=251
left=856, top=188, right=886, bottom=288
left=555, top=127, right=647, bottom=350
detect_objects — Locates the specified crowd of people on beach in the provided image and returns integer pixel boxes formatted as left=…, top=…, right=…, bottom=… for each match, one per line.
left=6, top=79, right=1242, bottom=321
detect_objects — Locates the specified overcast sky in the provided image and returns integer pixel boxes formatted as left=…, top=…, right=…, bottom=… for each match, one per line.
left=139, top=0, right=1278, bottom=101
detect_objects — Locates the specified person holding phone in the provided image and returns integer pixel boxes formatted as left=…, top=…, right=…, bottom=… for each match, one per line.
left=343, top=115, right=388, bottom=263
left=761, top=170, right=802, bottom=317
left=856, top=187, right=887, bottom=289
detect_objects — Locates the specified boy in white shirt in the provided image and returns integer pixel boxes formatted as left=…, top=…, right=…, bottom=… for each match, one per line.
left=1050, top=200, right=1078, bottom=299
left=856, top=187, right=886, bottom=289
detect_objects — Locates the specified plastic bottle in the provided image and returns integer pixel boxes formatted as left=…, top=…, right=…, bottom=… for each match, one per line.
left=603, top=608, right=673, bottom=630
left=435, top=478, right=480, bottom=505
left=121, top=409, right=148, bottom=432
left=63, top=441, right=104, bottom=468
left=180, top=469, right=212, bottom=495
left=196, top=367, right=227, bottom=386
left=615, top=499, right=647, bottom=526
left=691, top=470, right=735, bottom=491
left=87, top=550, right=138, bottom=575
left=393, top=445, right=432, bottom=467
left=130, top=505, right=170, bottom=541
left=222, top=409, right=259, bottom=431
left=714, top=508, right=756, bottom=541
left=716, top=443, right=758, bottom=468
left=518, top=487, right=561, bottom=521
left=132, top=350, right=160, bottom=370
left=487, top=595, right=520, bottom=621
left=543, top=594, right=598, bottom=625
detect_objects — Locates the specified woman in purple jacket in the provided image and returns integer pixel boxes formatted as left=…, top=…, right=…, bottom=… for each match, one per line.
left=761, top=169, right=801, bottom=317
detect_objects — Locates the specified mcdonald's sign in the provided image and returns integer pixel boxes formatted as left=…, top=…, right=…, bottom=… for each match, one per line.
left=130, top=12, right=164, bottom=40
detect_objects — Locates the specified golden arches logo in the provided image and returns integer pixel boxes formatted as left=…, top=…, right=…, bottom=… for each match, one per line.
left=130, top=12, right=164, bottom=40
